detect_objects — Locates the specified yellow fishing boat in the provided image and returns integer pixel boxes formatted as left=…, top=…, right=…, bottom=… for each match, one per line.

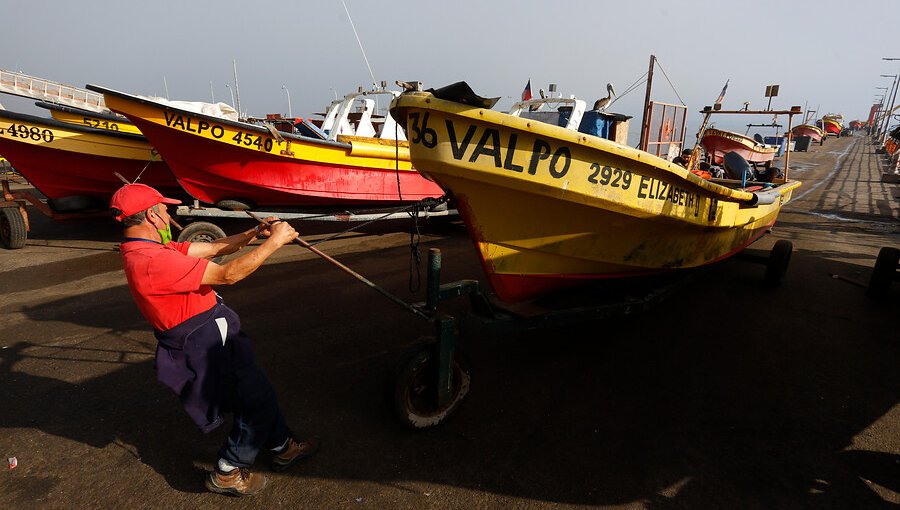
left=0, top=109, right=179, bottom=207
left=88, top=84, right=444, bottom=208
left=37, top=101, right=142, bottom=135
left=390, top=82, right=802, bottom=302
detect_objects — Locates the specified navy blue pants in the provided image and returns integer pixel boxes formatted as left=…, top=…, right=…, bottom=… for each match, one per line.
left=218, top=362, right=292, bottom=467
left=155, top=303, right=292, bottom=467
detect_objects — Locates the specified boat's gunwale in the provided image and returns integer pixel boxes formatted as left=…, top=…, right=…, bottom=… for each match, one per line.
left=88, top=84, right=353, bottom=151
left=792, top=124, right=824, bottom=135
left=35, top=101, right=131, bottom=124
left=0, top=108, right=148, bottom=141
left=701, top=128, right=779, bottom=153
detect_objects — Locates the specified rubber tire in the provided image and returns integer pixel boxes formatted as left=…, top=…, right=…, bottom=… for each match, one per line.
left=0, top=207, right=27, bottom=249
left=764, top=240, right=792, bottom=287
left=388, top=343, right=471, bottom=430
left=176, top=221, right=226, bottom=244
left=47, top=195, right=105, bottom=213
left=867, top=247, right=900, bottom=299
left=215, top=199, right=253, bottom=211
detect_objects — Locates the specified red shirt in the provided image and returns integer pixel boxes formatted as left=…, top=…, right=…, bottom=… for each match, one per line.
left=120, top=239, right=216, bottom=331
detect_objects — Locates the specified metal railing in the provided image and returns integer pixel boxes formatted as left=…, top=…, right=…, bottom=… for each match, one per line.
left=0, top=68, right=110, bottom=113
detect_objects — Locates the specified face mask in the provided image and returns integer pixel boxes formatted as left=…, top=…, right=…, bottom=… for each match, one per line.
left=157, top=222, right=173, bottom=244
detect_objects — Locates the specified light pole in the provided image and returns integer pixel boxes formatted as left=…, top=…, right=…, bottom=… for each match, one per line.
left=875, top=86, right=889, bottom=138
left=879, top=76, right=896, bottom=139
left=282, top=85, right=292, bottom=118
left=880, top=57, right=900, bottom=144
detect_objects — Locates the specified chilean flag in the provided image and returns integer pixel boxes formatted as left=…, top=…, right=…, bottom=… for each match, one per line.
left=521, top=79, right=533, bottom=101
left=715, top=79, right=729, bottom=104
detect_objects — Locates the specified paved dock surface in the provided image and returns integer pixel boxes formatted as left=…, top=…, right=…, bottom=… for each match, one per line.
left=1, top=134, right=899, bottom=509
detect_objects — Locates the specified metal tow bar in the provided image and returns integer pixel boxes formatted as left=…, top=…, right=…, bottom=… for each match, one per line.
left=246, top=211, right=472, bottom=428
left=246, top=210, right=429, bottom=320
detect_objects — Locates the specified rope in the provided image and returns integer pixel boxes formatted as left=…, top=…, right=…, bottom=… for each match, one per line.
left=299, top=195, right=448, bottom=293
left=393, top=120, right=416, bottom=289
left=407, top=202, right=422, bottom=292
left=304, top=195, right=447, bottom=247
left=306, top=202, right=418, bottom=246
left=654, top=60, right=686, bottom=106
left=607, top=72, right=647, bottom=109
left=131, top=159, right=153, bottom=183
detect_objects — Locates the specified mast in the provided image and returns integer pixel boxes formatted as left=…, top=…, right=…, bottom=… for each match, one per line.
left=638, top=54, right=656, bottom=151
left=232, top=60, right=242, bottom=118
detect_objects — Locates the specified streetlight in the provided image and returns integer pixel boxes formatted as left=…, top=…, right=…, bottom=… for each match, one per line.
left=874, top=86, right=889, bottom=138
left=879, top=76, right=897, bottom=132
left=875, top=87, right=889, bottom=136
left=282, top=85, right=292, bottom=118
left=881, top=58, right=900, bottom=144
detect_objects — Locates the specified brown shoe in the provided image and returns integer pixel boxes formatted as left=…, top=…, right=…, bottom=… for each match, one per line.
left=205, top=467, right=267, bottom=496
left=272, top=436, right=320, bottom=472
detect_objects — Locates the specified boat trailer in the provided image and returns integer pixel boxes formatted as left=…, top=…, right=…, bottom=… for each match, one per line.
left=249, top=206, right=795, bottom=429
left=173, top=198, right=456, bottom=244
left=0, top=177, right=108, bottom=249
left=387, top=241, right=793, bottom=429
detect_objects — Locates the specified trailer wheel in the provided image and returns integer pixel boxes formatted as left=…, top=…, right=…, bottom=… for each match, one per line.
left=216, top=199, right=253, bottom=211
left=176, top=221, right=226, bottom=243
left=0, top=207, right=27, bottom=249
left=867, top=247, right=900, bottom=299
left=388, top=343, right=471, bottom=429
left=764, top=240, right=792, bottom=287
left=177, top=222, right=226, bottom=263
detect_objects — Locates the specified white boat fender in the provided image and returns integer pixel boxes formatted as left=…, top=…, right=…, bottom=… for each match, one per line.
left=746, top=189, right=780, bottom=206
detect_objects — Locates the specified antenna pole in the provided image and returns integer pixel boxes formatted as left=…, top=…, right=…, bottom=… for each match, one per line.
left=340, top=0, right=378, bottom=90
left=232, top=60, right=242, bottom=117
left=638, top=54, right=656, bottom=151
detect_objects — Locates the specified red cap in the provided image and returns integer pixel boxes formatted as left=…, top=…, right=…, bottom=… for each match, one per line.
left=110, top=183, right=181, bottom=221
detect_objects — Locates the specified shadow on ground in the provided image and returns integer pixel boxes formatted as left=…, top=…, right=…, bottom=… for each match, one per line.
left=3, top=237, right=900, bottom=508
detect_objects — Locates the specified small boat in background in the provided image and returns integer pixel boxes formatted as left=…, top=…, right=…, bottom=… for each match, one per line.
left=700, top=128, right=777, bottom=165
left=88, top=84, right=445, bottom=209
left=817, top=114, right=843, bottom=136
left=0, top=108, right=180, bottom=211
left=390, top=81, right=801, bottom=302
left=36, top=101, right=141, bottom=135
left=791, top=123, right=825, bottom=143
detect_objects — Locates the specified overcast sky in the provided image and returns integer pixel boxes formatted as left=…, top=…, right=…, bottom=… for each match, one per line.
left=2, top=0, right=898, bottom=137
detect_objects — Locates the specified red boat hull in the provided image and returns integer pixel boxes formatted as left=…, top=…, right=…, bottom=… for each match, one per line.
left=700, top=130, right=777, bottom=165
left=0, top=133, right=179, bottom=202
left=818, top=120, right=842, bottom=135
left=126, top=116, right=444, bottom=208
left=791, top=125, right=823, bottom=142
left=0, top=141, right=177, bottom=200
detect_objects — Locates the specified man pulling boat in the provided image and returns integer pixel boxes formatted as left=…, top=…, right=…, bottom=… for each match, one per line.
left=110, top=183, right=320, bottom=496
